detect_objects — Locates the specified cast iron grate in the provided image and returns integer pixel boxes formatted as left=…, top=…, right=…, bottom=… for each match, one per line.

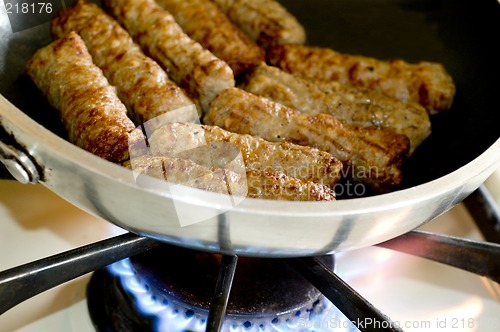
left=0, top=185, right=499, bottom=332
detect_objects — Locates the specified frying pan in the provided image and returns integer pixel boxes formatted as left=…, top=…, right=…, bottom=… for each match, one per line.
left=0, top=0, right=499, bottom=258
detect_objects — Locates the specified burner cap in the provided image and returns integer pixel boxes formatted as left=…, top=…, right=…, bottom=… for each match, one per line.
left=129, top=245, right=334, bottom=318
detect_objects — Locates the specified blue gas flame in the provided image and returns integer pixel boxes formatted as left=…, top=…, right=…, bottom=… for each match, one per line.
left=109, top=259, right=358, bottom=332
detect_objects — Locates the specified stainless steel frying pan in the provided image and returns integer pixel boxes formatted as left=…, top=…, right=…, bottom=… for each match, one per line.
left=1, top=0, right=499, bottom=258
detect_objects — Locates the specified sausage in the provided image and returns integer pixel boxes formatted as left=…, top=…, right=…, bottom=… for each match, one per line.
left=125, top=155, right=247, bottom=196
left=155, top=0, right=265, bottom=76
left=25, top=32, right=135, bottom=163
left=146, top=121, right=342, bottom=188
left=245, top=169, right=336, bottom=201
left=51, top=0, right=197, bottom=124
left=240, top=63, right=431, bottom=154
left=210, top=0, right=306, bottom=49
left=204, top=88, right=411, bottom=193
left=127, top=155, right=335, bottom=201
left=267, top=44, right=456, bottom=114
left=102, top=0, right=235, bottom=112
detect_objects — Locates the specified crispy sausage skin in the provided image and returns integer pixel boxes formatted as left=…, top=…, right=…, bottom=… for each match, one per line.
left=210, top=0, right=306, bottom=49
left=103, top=0, right=235, bottom=112
left=241, top=63, right=431, bottom=154
left=155, top=0, right=265, bottom=76
left=25, top=32, right=135, bottom=163
left=267, top=44, right=456, bottom=114
left=127, top=155, right=335, bottom=201
left=204, top=88, right=410, bottom=193
left=146, top=121, right=343, bottom=187
left=51, top=0, right=196, bottom=124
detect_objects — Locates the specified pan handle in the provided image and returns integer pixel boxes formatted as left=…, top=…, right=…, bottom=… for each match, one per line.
left=0, top=232, right=159, bottom=315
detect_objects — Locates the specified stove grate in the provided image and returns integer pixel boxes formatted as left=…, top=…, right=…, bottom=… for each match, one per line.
left=0, top=185, right=499, bottom=331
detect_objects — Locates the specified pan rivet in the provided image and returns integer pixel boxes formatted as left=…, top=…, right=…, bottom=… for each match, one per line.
left=0, top=141, right=40, bottom=184
left=3, top=158, right=33, bottom=184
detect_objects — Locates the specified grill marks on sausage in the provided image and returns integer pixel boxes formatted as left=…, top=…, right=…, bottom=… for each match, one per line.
left=126, top=155, right=248, bottom=195
left=127, top=155, right=335, bottom=201
left=25, top=32, right=135, bottom=163
left=240, top=63, right=431, bottom=154
left=205, top=88, right=410, bottom=192
left=147, top=121, right=342, bottom=187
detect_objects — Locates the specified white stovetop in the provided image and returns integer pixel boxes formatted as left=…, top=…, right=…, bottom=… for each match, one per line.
left=0, top=169, right=499, bottom=332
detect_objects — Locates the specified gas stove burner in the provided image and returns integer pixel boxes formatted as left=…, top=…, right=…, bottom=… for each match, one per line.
left=87, top=268, right=157, bottom=331
left=87, top=244, right=355, bottom=332
left=130, top=245, right=332, bottom=317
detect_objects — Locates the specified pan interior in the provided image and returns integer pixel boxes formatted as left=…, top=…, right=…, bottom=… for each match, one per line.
left=0, top=0, right=499, bottom=189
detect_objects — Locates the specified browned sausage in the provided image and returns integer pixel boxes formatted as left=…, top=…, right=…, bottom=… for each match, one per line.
left=204, top=88, right=410, bottom=193
left=146, top=121, right=342, bottom=187
left=103, top=0, right=235, bottom=112
left=155, top=0, right=265, bottom=76
left=240, top=63, right=431, bottom=154
left=267, top=44, right=456, bottom=114
left=51, top=0, right=197, bottom=124
left=127, top=155, right=335, bottom=201
left=25, top=32, right=135, bottom=163
left=210, top=0, right=306, bottom=49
